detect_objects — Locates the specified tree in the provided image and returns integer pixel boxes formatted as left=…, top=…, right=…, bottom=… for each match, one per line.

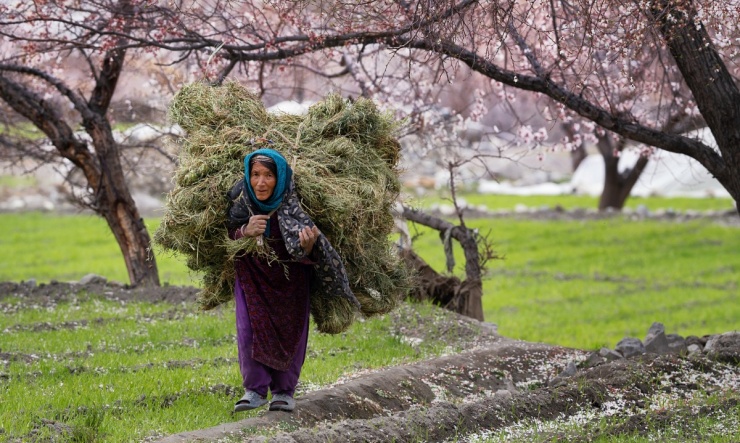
left=209, top=0, right=740, bottom=209
left=397, top=203, right=499, bottom=321
left=0, top=0, right=496, bottom=304
left=0, top=0, right=317, bottom=287
left=3, top=0, right=737, bottom=293
left=185, top=0, right=740, bottom=319
left=0, top=0, right=166, bottom=286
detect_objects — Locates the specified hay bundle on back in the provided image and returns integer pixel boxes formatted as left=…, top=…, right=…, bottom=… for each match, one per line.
left=154, top=81, right=411, bottom=333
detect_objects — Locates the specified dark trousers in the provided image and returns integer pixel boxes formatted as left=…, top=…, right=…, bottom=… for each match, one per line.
left=234, top=278, right=309, bottom=397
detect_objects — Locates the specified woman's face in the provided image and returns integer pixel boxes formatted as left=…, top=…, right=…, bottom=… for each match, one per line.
left=250, top=161, right=277, bottom=202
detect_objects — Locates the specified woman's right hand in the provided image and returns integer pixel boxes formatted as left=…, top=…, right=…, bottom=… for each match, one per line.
left=241, top=215, right=269, bottom=237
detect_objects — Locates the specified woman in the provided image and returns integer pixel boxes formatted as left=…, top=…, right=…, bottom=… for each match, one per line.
left=226, top=148, right=358, bottom=413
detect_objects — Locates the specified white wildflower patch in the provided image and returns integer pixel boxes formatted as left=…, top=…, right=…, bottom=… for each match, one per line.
left=461, top=410, right=602, bottom=443
left=460, top=388, right=498, bottom=403
left=444, top=354, right=740, bottom=443
left=399, top=336, right=423, bottom=347
left=646, top=358, right=740, bottom=412
left=490, top=348, right=590, bottom=390
left=600, top=396, right=633, bottom=417
left=513, top=379, right=541, bottom=390
left=422, top=376, right=451, bottom=403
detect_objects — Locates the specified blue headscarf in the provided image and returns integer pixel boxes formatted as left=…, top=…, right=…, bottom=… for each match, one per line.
left=244, top=149, right=292, bottom=235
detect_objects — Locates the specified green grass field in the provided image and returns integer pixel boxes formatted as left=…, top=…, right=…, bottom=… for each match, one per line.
left=410, top=191, right=737, bottom=213
left=1, top=194, right=738, bottom=442
left=0, top=193, right=737, bottom=350
left=0, top=293, right=453, bottom=441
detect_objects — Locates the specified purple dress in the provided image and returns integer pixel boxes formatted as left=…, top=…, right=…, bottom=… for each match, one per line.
left=231, top=212, right=313, bottom=396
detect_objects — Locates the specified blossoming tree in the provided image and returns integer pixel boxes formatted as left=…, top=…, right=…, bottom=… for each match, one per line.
left=2, top=0, right=738, bottom=291
left=219, top=0, right=739, bottom=209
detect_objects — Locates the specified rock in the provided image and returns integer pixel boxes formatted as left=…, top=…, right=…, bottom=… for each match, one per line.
left=598, top=347, right=624, bottom=361
left=666, top=333, right=688, bottom=355
left=615, top=337, right=645, bottom=358
left=78, top=274, right=107, bottom=285
left=494, top=390, right=512, bottom=400
left=23, top=279, right=37, bottom=288
left=644, top=322, right=671, bottom=355
left=106, top=280, right=127, bottom=288
left=704, top=332, right=740, bottom=364
left=686, top=335, right=705, bottom=348
left=560, top=361, right=578, bottom=377
left=635, top=204, right=650, bottom=218
left=687, top=344, right=702, bottom=355
left=549, top=361, right=578, bottom=387
left=645, top=321, right=664, bottom=337
left=583, top=351, right=605, bottom=368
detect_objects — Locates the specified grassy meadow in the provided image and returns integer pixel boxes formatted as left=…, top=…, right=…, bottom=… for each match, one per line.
left=1, top=194, right=737, bottom=350
left=0, top=291, right=453, bottom=441
left=1, top=194, right=738, bottom=441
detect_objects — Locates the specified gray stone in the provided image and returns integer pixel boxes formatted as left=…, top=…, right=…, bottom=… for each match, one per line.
left=79, top=274, right=107, bottom=285
left=704, top=334, right=718, bottom=352
left=615, top=337, right=646, bottom=358
left=23, top=279, right=37, bottom=288
left=635, top=204, right=650, bottom=218
left=494, top=390, right=512, bottom=400
left=686, top=335, right=706, bottom=348
left=106, top=280, right=126, bottom=288
left=687, top=344, right=702, bottom=355
left=645, top=321, right=664, bottom=339
left=583, top=351, right=605, bottom=368
left=548, top=361, right=579, bottom=386
left=666, top=333, right=687, bottom=354
left=598, top=347, right=624, bottom=361
left=562, top=361, right=578, bottom=377
left=704, top=332, right=740, bottom=364
left=644, top=322, right=671, bottom=355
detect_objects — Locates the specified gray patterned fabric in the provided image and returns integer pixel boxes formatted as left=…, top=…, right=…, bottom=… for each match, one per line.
left=227, top=179, right=360, bottom=309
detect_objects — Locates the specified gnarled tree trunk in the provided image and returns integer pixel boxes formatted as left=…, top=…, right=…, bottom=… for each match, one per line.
left=91, top=122, right=160, bottom=287
left=597, top=134, right=649, bottom=211
left=400, top=205, right=484, bottom=321
left=650, top=0, right=740, bottom=212
left=0, top=27, right=160, bottom=287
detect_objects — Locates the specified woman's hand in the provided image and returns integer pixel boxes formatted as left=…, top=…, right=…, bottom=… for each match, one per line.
left=299, top=225, right=320, bottom=255
left=241, top=215, right=269, bottom=237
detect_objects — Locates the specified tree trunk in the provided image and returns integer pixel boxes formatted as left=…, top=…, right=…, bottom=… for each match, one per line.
left=399, top=248, right=462, bottom=307
left=84, top=22, right=160, bottom=287
left=651, top=0, right=740, bottom=211
left=599, top=154, right=649, bottom=211
left=94, top=134, right=160, bottom=287
left=0, top=73, right=161, bottom=287
left=596, top=133, right=649, bottom=211
left=571, top=144, right=588, bottom=172
left=83, top=53, right=161, bottom=287
left=0, top=24, right=161, bottom=287
left=103, top=201, right=159, bottom=287
left=563, top=120, right=647, bottom=210
left=400, top=206, right=484, bottom=321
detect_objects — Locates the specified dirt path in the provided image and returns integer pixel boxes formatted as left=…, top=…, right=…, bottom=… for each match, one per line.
left=154, top=338, right=574, bottom=442
left=153, top=336, right=739, bottom=443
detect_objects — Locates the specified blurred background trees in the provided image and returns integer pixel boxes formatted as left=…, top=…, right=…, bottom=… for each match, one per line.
left=1, top=1, right=737, bottom=305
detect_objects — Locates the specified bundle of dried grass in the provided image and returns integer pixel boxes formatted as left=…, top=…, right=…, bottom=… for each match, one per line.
left=154, top=81, right=411, bottom=333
